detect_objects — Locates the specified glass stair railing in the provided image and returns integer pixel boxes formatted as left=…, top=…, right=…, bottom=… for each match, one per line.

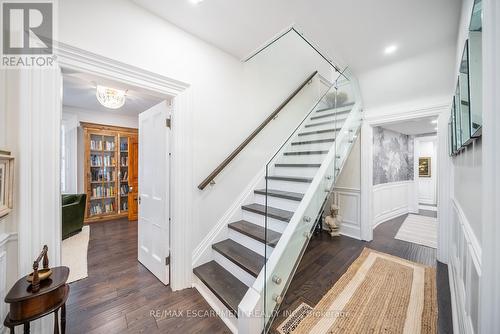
left=237, top=69, right=362, bottom=334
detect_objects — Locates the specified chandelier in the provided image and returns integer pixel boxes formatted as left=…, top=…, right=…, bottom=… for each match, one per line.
left=96, top=85, right=126, bottom=109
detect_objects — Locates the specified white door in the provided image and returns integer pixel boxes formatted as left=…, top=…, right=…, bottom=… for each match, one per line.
left=138, top=101, right=170, bottom=285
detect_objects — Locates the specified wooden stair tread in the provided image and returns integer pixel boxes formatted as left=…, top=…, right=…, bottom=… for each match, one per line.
left=284, top=150, right=328, bottom=156
left=254, top=189, right=304, bottom=201
left=242, top=203, right=294, bottom=222
left=212, top=239, right=265, bottom=277
left=193, top=261, right=247, bottom=316
left=291, top=138, right=335, bottom=146
left=275, top=163, right=321, bottom=168
left=298, top=128, right=341, bottom=136
left=229, top=220, right=282, bottom=247
left=266, top=175, right=313, bottom=183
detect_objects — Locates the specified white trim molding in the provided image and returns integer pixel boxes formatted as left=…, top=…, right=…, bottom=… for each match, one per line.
left=372, top=181, right=415, bottom=227
left=449, top=198, right=482, bottom=334
left=333, top=187, right=361, bottom=240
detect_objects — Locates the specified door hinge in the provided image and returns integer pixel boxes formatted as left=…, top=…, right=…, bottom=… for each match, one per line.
left=165, top=256, right=170, bottom=266
left=166, top=118, right=171, bottom=128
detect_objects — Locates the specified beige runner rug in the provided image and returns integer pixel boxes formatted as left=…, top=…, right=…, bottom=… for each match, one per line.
left=294, top=248, right=437, bottom=334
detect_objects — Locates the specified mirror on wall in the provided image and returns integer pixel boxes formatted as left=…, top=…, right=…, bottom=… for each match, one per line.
left=459, top=41, right=471, bottom=145
left=468, top=0, right=482, bottom=137
left=453, top=83, right=462, bottom=149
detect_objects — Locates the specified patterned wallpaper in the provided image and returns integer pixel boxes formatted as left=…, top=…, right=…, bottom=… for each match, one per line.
left=373, top=127, right=414, bottom=185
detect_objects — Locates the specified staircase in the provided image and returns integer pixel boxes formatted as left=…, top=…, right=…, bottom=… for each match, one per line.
left=193, top=72, right=361, bottom=332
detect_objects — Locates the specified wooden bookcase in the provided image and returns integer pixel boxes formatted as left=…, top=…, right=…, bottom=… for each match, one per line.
left=81, top=122, right=138, bottom=223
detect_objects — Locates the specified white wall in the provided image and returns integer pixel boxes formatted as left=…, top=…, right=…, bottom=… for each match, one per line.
left=58, top=0, right=341, bottom=267
left=333, top=136, right=361, bottom=239
left=416, top=136, right=437, bottom=205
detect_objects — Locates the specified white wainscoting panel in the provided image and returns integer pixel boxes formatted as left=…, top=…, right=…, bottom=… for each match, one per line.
left=333, top=188, right=361, bottom=239
left=449, top=198, right=481, bottom=334
left=0, top=233, right=8, bottom=334
left=372, top=181, right=415, bottom=227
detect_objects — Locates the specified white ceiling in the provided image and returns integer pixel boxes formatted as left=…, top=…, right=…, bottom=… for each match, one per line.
left=133, top=0, right=461, bottom=73
left=62, top=70, right=166, bottom=116
left=381, top=116, right=438, bottom=136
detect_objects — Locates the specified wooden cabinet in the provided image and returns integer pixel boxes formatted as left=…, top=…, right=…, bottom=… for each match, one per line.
left=82, top=122, right=138, bottom=223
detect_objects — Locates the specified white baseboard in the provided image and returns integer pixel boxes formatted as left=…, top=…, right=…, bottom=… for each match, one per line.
left=373, top=207, right=409, bottom=228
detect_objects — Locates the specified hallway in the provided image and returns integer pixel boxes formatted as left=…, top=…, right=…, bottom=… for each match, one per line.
left=270, top=210, right=453, bottom=334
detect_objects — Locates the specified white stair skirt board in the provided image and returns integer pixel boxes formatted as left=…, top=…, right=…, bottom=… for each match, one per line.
left=419, top=204, right=438, bottom=211
left=395, top=214, right=438, bottom=249
left=62, top=226, right=90, bottom=283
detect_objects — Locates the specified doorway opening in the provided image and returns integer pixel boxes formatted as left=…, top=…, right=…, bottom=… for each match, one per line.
left=373, top=115, right=439, bottom=249
left=59, top=68, right=172, bottom=286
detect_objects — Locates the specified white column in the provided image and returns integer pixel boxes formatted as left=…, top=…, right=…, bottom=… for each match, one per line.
left=360, top=121, right=373, bottom=241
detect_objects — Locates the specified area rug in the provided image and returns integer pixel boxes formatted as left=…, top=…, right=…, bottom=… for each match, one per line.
left=293, top=248, right=437, bottom=334
left=395, top=214, right=438, bottom=248
left=62, top=226, right=90, bottom=283
left=277, top=302, right=313, bottom=334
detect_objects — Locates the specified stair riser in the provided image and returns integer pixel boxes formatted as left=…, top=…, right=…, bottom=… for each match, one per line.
left=310, top=113, right=348, bottom=122
left=253, top=193, right=300, bottom=212
left=273, top=166, right=319, bottom=178
left=213, top=251, right=256, bottom=287
left=228, top=228, right=274, bottom=258
left=192, top=276, right=239, bottom=333
left=266, top=178, right=311, bottom=193
left=287, top=141, right=333, bottom=152
left=314, top=104, right=353, bottom=115
left=297, top=131, right=337, bottom=141
left=302, top=121, right=344, bottom=133
left=242, top=211, right=288, bottom=233
left=276, top=154, right=325, bottom=165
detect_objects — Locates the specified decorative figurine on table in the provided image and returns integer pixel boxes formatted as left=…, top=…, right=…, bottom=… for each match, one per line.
left=324, top=203, right=342, bottom=237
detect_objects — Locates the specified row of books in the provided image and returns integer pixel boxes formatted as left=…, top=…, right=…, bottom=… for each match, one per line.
left=90, top=155, right=116, bottom=167
left=91, top=185, right=115, bottom=198
left=121, top=171, right=128, bottom=181
left=89, top=201, right=115, bottom=215
left=90, top=139, right=116, bottom=151
left=120, top=156, right=128, bottom=166
left=91, top=170, right=115, bottom=182
left=120, top=184, right=129, bottom=196
left=120, top=141, right=128, bottom=151
left=121, top=201, right=128, bottom=211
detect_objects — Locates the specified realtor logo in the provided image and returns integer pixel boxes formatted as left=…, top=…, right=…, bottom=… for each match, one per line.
left=1, top=1, right=55, bottom=67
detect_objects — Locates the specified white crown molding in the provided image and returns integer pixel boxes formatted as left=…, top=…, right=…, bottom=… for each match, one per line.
left=364, top=103, right=449, bottom=125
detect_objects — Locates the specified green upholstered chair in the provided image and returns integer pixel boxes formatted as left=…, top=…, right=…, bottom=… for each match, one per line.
left=61, top=194, right=86, bottom=240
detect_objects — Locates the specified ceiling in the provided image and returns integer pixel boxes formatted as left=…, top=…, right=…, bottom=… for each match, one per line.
left=62, top=70, right=166, bottom=116
left=132, top=0, right=461, bottom=74
left=381, top=116, right=438, bottom=136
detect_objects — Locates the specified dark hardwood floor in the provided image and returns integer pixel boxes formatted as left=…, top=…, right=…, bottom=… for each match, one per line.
left=67, top=211, right=450, bottom=334
left=66, top=218, right=230, bottom=334
left=270, top=210, right=453, bottom=334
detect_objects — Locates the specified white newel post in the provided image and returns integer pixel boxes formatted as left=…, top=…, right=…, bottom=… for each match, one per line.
left=15, top=66, right=62, bottom=332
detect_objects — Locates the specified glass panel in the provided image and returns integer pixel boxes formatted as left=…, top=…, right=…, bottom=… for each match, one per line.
left=119, top=136, right=129, bottom=212
left=453, top=83, right=462, bottom=148
left=459, top=41, right=471, bottom=144
left=469, top=0, right=482, bottom=136
left=262, top=73, right=361, bottom=331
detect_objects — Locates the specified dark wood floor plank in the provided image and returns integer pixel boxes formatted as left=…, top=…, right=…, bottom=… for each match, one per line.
left=67, top=218, right=229, bottom=334
left=269, top=212, right=453, bottom=334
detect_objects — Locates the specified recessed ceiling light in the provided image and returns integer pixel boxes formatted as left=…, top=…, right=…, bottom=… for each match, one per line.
left=384, top=44, right=398, bottom=55
left=434, top=127, right=438, bottom=131
left=431, top=119, right=438, bottom=124
left=189, top=0, right=204, bottom=4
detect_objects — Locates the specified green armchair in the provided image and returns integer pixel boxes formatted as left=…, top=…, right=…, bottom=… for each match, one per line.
left=62, top=194, right=86, bottom=240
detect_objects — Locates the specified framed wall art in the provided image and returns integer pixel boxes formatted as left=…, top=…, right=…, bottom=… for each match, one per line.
left=0, top=150, right=14, bottom=217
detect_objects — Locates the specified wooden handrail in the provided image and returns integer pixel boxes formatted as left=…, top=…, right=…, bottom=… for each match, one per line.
left=198, top=71, right=318, bottom=190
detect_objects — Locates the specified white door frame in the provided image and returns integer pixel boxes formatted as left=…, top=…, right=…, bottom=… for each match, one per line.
left=58, top=43, right=194, bottom=290
left=360, top=104, right=450, bottom=263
